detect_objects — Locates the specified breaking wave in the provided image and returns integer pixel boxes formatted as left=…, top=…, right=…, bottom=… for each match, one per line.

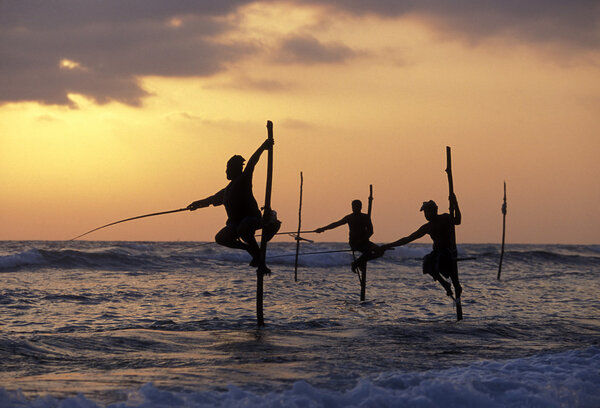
left=1, top=346, right=598, bottom=407
left=2, top=242, right=600, bottom=273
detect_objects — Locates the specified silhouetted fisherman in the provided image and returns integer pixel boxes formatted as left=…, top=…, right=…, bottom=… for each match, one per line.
left=187, top=138, right=279, bottom=275
left=382, top=195, right=462, bottom=299
left=315, top=199, right=384, bottom=273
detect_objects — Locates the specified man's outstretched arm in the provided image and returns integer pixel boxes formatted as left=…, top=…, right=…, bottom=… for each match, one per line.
left=315, top=217, right=348, bottom=233
left=381, top=225, right=427, bottom=250
left=187, top=190, right=224, bottom=211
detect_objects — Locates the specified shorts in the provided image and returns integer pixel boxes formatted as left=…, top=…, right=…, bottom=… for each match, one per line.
left=423, top=249, right=456, bottom=278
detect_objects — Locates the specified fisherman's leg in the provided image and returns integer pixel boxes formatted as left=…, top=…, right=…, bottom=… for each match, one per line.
left=215, top=226, right=249, bottom=250
left=434, top=273, right=453, bottom=297
left=348, top=240, right=369, bottom=272
left=364, top=242, right=384, bottom=262
left=237, top=217, right=263, bottom=268
left=352, top=253, right=367, bottom=273
left=353, top=243, right=382, bottom=273
left=350, top=242, right=366, bottom=273
left=440, top=252, right=462, bottom=299
left=239, top=218, right=270, bottom=275
left=448, top=264, right=462, bottom=299
left=423, top=253, right=453, bottom=297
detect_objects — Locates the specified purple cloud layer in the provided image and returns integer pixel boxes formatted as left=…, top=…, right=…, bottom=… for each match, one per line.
left=1, top=0, right=597, bottom=106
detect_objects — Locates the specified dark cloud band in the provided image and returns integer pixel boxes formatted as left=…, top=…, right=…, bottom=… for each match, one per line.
left=1, top=0, right=597, bottom=107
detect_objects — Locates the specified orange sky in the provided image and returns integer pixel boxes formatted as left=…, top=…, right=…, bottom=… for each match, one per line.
left=1, top=2, right=599, bottom=244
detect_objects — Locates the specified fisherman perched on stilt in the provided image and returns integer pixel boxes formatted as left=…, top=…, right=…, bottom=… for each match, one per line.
left=381, top=195, right=462, bottom=299
left=315, top=199, right=384, bottom=273
left=187, top=138, right=280, bottom=275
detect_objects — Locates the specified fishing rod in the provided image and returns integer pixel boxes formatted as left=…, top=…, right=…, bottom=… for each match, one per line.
left=69, top=207, right=189, bottom=241
left=287, top=233, right=314, bottom=243
left=273, top=230, right=317, bottom=235
left=255, top=229, right=316, bottom=243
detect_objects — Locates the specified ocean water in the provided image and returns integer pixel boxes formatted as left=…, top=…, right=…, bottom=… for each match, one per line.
left=0, top=240, right=599, bottom=407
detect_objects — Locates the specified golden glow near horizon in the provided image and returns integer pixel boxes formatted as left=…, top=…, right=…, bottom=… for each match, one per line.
left=1, top=5, right=599, bottom=243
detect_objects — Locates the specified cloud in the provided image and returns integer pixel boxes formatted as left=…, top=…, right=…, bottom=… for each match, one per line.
left=275, top=35, right=356, bottom=65
left=0, top=1, right=255, bottom=106
left=172, top=112, right=204, bottom=121
left=36, top=114, right=59, bottom=123
left=1, top=1, right=597, bottom=107
left=279, top=118, right=314, bottom=130
left=206, top=76, right=292, bottom=92
left=307, top=0, right=600, bottom=51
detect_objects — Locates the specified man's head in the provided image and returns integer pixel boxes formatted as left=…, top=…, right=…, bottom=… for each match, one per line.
left=226, top=155, right=245, bottom=180
left=420, top=200, right=438, bottom=221
left=351, top=199, right=362, bottom=214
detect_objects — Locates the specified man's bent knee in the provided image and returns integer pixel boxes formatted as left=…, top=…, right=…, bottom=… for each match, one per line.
left=215, top=227, right=238, bottom=247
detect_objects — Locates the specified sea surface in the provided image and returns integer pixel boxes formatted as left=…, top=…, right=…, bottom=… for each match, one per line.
left=0, top=241, right=599, bottom=407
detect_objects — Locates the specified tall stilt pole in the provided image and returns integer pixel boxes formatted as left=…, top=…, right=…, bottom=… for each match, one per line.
left=360, top=184, right=373, bottom=301
left=294, top=172, right=303, bottom=282
left=367, top=184, right=373, bottom=216
left=257, top=120, right=274, bottom=327
left=497, top=181, right=507, bottom=280
left=445, top=147, right=463, bottom=321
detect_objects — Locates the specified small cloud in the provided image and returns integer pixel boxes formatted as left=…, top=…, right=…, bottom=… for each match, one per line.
left=59, top=59, right=86, bottom=71
left=275, top=35, right=356, bottom=65
left=168, top=17, right=183, bottom=28
left=36, top=114, right=58, bottom=122
left=280, top=118, right=314, bottom=130
left=164, top=111, right=203, bottom=121
left=180, top=112, right=203, bottom=121
left=203, top=76, right=292, bottom=92
left=233, top=76, right=291, bottom=92
left=240, top=77, right=290, bottom=91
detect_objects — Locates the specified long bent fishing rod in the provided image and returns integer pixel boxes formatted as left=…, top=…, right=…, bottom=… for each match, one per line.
left=69, top=207, right=189, bottom=241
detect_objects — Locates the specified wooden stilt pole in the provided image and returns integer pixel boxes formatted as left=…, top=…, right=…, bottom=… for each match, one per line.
left=445, top=147, right=463, bottom=321
left=367, top=184, right=373, bottom=216
left=497, top=182, right=507, bottom=280
left=360, top=185, right=373, bottom=301
left=257, top=120, right=274, bottom=327
left=294, top=172, right=303, bottom=282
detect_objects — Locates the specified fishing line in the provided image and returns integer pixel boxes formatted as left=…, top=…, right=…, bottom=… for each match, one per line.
left=267, top=248, right=353, bottom=260
left=256, top=230, right=317, bottom=238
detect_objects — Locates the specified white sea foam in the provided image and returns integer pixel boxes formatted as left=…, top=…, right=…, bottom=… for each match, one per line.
left=2, top=347, right=598, bottom=408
